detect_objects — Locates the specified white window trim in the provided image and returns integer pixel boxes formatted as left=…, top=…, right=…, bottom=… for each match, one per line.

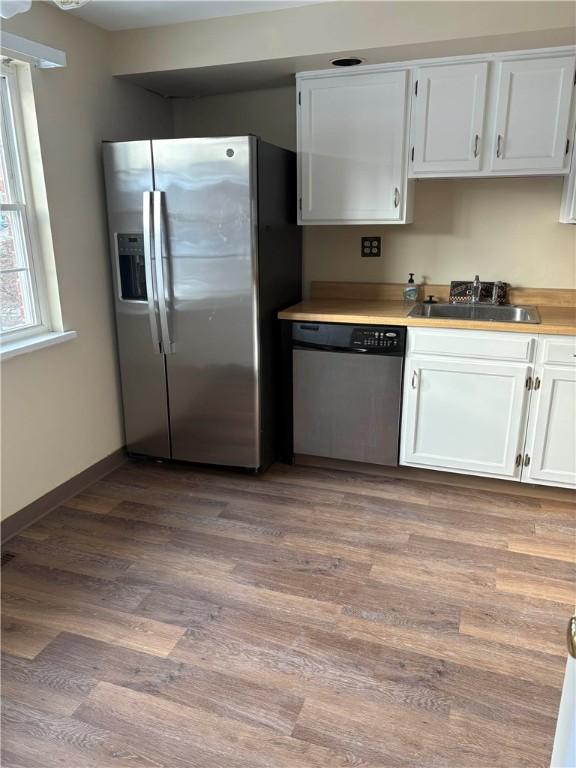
left=0, top=59, right=72, bottom=359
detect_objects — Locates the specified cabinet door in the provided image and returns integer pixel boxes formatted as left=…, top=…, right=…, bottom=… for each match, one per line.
left=411, top=62, right=487, bottom=174
left=299, top=70, right=409, bottom=223
left=523, top=366, right=576, bottom=488
left=400, top=357, right=530, bottom=478
left=560, top=129, right=576, bottom=223
left=492, top=55, right=575, bottom=172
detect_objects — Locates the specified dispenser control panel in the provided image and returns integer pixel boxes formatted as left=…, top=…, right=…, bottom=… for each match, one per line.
left=117, top=233, right=146, bottom=301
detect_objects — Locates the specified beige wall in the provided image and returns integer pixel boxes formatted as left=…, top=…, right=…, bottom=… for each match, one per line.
left=175, top=90, right=576, bottom=294
left=173, top=87, right=296, bottom=150
left=1, top=4, right=172, bottom=520
left=112, top=1, right=576, bottom=75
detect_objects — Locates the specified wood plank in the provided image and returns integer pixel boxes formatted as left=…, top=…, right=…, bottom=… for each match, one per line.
left=459, top=607, right=567, bottom=656
left=36, top=633, right=304, bottom=736
left=63, top=493, right=121, bottom=514
left=507, top=535, right=576, bottom=563
left=76, top=682, right=355, bottom=768
left=1, top=698, right=191, bottom=768
left=1, top=653, right=95, bottom=716
left=3, top=535, right=134, bottom=579
left=2, top=560, right=150, bottom=612
left=496, top=568, right=576, bottom=605
left=2, top=589, right=184, bottom=657
left=1, top=618, right=60, bottom=660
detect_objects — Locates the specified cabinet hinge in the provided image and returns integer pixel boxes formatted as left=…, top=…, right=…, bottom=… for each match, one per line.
left=523, top=454, right=531, bottom=467
left=298, top=91, right=301, bottom=106
left=414, top=80, right=418, bottom=96
left=526, top=375, right=533, bottom=390
left=566, top=138, right=570, bottom=156
left=515, top=453, right=522, bottom=468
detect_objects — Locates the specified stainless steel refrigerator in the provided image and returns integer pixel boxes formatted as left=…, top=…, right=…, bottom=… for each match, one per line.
left=102, top=136, right=301, bottom=470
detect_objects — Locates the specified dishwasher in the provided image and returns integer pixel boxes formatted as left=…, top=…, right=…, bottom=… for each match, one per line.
left=292, top=322, right=406, bottom=466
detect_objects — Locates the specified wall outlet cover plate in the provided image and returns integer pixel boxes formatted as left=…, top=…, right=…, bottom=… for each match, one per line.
left=361, top=236, right=381, bottom=257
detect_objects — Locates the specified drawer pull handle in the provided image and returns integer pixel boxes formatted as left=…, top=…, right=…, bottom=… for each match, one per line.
left=515, top=453, right=522, bottom=467
left=496, top=134, right=503, bottom=158
left=473, top=134, right=480, bottom=158
left=534, top=377, right=541, bottom=390
left=523, top=454, right=531, bottom=467
left=411, top=370, right=418, bottom=390
left=394, top=187, right=400, bottom=208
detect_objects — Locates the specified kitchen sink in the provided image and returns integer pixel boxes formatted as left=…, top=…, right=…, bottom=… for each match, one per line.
left=408, top=303, right=541, bottom=324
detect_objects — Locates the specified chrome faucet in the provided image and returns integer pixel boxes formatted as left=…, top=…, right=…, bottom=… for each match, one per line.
left=471, top=275, right=481, bottom=304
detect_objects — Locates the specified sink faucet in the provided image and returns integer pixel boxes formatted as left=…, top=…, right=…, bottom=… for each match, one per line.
left=471, top=275, right=481, bottom=304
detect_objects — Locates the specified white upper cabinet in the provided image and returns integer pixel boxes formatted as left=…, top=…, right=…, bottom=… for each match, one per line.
left=491, top=55, right=575, bottom=172
left=560, top=127, right=576, bottom=223
left=411, top=62, right=488, bottom=173
left=298, top=70, right=411, bottom=224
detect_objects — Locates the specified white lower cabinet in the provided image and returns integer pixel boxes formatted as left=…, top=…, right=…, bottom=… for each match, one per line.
left=400, top=329, right=576, bottom=488
left=522, top=342, right=576, bottom=488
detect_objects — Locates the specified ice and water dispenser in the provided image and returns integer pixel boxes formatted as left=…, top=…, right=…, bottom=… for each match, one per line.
left=117, top=233, right=146, bottom=301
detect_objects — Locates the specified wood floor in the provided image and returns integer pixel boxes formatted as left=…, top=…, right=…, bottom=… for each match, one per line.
left=2, top=459, right=575, bottom=767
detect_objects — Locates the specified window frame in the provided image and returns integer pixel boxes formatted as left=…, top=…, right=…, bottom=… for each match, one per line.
left=1, top=61, right=51, bottom=343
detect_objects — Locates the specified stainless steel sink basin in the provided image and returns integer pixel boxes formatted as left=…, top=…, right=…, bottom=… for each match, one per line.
left=408, top=302, right=541, bottom=324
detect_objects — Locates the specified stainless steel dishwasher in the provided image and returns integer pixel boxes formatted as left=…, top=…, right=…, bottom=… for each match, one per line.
left=292, top=322, right=406, bottom=466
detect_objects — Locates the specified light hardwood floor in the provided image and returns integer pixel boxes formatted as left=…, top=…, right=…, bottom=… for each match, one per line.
left=1, top=459, right=575, bottom=767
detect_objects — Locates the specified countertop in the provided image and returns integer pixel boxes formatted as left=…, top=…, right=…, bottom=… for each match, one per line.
left=278, top=299, right=576, bottom=336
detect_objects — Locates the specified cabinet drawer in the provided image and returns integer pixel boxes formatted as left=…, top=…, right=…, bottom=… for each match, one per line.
left=538, top=335, right=576, bottom=366
left=408, top=328, right=536, bottom=362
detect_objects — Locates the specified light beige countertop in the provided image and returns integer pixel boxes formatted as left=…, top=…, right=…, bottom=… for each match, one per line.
left=278, top=299, right=576, bottom=336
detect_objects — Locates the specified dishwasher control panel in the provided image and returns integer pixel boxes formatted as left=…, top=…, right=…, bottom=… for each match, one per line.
left=292, top=323, right=405, bottom=356
left=351, top=328, right=400, bottom=350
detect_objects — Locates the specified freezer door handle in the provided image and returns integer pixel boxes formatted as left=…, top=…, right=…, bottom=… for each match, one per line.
left=153, top=190, right=174, bottom=354
left=142, top=191, right=161, bottom=354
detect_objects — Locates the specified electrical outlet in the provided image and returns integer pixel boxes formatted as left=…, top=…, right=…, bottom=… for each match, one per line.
left=361, top=236, right=381, bottom=257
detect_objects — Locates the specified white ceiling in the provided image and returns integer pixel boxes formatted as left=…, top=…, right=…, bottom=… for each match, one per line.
left=67, top=1, right=328, bottom=31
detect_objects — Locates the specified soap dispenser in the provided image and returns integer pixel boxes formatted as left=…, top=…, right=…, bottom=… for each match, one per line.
left=403, top=273, right=419, bottom=302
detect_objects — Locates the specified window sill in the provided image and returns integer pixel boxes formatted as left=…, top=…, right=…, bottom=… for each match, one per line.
left=1, top=330, right=77, bottom=360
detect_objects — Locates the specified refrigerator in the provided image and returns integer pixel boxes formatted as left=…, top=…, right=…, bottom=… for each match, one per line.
left=102, top=136, right=301, bottom=470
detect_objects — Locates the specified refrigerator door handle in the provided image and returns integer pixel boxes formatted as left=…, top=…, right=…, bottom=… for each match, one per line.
left=142, top=191, right=162, bottom=354
left=153, top=191, right=174, bottom=354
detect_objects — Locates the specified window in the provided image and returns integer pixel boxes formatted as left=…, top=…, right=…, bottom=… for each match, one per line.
left=0, top=62, right=48, bottom=340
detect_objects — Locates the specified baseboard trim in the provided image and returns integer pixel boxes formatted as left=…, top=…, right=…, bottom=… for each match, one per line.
left=1, top=448, right=127, bottom=544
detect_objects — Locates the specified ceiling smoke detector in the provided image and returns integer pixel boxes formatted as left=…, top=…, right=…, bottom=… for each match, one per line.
left=330, top=56, right=365, bottom=67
